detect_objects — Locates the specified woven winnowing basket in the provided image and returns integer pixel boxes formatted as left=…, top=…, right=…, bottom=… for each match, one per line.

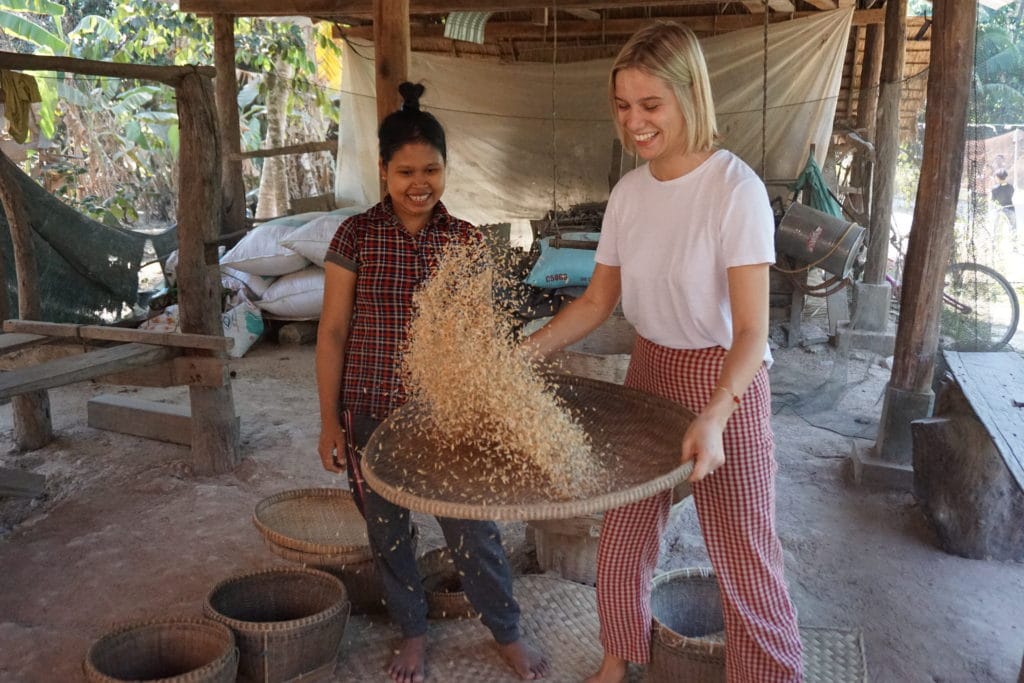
left=83, top=617, right=238, bottom=683
left=417, top=547, right=479, bottom=619
left=203, top=567, right=350, bottom=683
left=252, top=488, right=372, bottom=560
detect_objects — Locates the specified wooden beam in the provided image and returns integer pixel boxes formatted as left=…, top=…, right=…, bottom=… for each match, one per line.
left=87, top=394, right=239, bottom=447
left=801, top=0, right=837, bottom=8
left=375, top=0, right=411, bottom=132
left=0, top=51, right=214, bottom=86
left=565, top=8, right=600, bottom=20
left=741, top=0, right=797, bottom=12
left=181, top=0, right=808, bottom=17
left=0, top=466, right=45, bottom=499
left=97, top=356, right=230, bottom=389
left=2, top=320, right=234, bottom=351
left=213, top=14, right=247, bottom=239
left=339, top=9, right=886, bottom=40
left=232, top=139, right=337, bottom=161
left=0, top=333, right=51, bottom=356
left=175, top=71, right=241, bottom=474
left=0, top=343, right=180, bottom=400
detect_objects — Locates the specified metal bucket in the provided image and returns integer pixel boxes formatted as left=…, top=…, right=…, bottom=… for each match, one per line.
left=774, top=202, right=866, bottom=278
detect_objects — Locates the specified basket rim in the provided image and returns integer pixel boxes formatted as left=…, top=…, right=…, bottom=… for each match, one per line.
left=416, top=548, right=478, bottom=618
left=650, top=566, right=725, bottom=656
left=203, top=567, right=350, bottom=633
left=252, top=487, right=370, bottom=556
left=83, top=617, right=238, bottom=683
left=262, top=536, right=374, bottom=567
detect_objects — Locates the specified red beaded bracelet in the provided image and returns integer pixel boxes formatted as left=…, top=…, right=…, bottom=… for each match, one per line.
left=715, top=384, right=741, bottom=405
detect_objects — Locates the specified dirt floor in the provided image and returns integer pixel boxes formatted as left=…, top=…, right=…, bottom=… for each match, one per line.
left=1, top=332, right=1023, bottom=683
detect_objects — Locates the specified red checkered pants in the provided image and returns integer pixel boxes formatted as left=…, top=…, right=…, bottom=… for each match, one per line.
left=596, top=338, right=803, bottom=681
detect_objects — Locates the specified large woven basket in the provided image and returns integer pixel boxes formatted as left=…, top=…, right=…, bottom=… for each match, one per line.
left=253, top=488, right=371, bottom=560
left=203, top=567, right=349, bottom=683
left=417, top=547, right=478, bottom=619
left=83, top=617, right=238, bottom=683
left=529, top=513, right=603, bottom=586
left=648, top=567, right=727, bottom=683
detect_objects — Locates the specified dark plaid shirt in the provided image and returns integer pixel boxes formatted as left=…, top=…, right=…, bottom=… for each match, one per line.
left=325, top=197, right=479, bottom=419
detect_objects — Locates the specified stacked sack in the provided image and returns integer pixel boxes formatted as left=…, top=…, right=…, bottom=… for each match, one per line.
left=218, top=206, right=367, bottom=321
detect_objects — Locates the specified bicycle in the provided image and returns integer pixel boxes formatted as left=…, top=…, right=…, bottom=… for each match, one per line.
left=886, top=225, right=1020, bottom=351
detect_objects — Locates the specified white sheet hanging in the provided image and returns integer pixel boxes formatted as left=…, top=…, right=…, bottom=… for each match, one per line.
left=336, top=9, right=853, bottom=225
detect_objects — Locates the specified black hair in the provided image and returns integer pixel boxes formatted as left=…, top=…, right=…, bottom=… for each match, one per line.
left=996, top=169, right=1009, bottom=180
left=378, top=82, right=447, bottom=164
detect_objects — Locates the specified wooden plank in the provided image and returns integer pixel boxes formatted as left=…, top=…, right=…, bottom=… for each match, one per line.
left=801, top=0, right=837, bottom=8
left=232, top=139, right=336, bottom=161
left=2, top=320, right=233, bottom=351
left=97, top=356, right=229, bottom=389
left=87, top=394, right=239, bottom=446
left=0, top=51, right=213, bottom=85
left=0, top=333, right=51, bottom=355
left=0, top=344, right=180, bottom=400
left=943, top=351, right=1024, bottom=494
left=0, top=466, right=45, bottom=498
left=741, top=0, right=797, bottom=12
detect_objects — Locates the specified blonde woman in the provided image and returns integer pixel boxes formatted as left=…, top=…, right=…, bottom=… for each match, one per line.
left=524, top=22, right=803, bottom=683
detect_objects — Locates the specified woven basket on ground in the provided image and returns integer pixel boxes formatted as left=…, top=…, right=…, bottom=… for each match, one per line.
left=529, top=513, right=603, bottom=586
left=417, top=547, right=478, bottom=619
left=203, top=567, right=349, bottom=683
left=83, top=617, right=237, bottom=683
left=363, top=373, right=695, bottom=521
left=253, top=488, right=372, bottom=560
left=648, top=567, right=726, bottom=683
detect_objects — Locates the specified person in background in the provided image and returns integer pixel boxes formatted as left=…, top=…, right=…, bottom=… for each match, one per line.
left=316, top=81, right=549, bottom=683
left=523, top=22, right=803, bottom=683
left=991, top=169, right=1016, bottom=236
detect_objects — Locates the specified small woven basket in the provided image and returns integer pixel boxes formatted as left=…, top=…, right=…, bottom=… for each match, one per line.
left=529, top=514, right=602, bottom=586
left=253, top=488, right=372, bottom=560
left=417, top=547, right=478, bottom=619
left=83, top=617, right=237, bottom=683
left=648, top=567, right=726, bottom=683
left=203, top=567, right=350, bottom=683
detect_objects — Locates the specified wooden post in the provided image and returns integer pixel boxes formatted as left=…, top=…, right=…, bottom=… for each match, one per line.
left=863, top=0, right=907, bottom=285
left=875, top=0, right=976, bottom=462
left=850, top=23, right=884, bottom=220
left=213, top=14, right=247, bottom=237
left=373, top=0, right=410, bottom=198
left=0, top=150, right=52, bottom=450
left=175, top=73, right=240, bottom=475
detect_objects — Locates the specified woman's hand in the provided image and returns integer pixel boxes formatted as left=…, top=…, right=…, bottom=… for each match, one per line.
left=318, top=421, right=347, bottom=473
left=680, top=413, right=727, bottom=483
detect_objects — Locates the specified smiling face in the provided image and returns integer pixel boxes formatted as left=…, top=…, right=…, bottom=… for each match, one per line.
left=381, top=141, right=446, bottom=233
left=613, top=67, right=688, bottom=176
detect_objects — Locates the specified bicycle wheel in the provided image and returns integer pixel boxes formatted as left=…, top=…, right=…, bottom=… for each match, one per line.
left=940, top=262, right=1020, bottom=351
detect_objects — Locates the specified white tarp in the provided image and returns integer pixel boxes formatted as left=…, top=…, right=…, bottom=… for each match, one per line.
left=336, top=9, right=853, bottom=225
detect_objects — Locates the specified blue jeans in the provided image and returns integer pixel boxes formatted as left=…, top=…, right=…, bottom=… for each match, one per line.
left=351, top=414, right=521, bottom=644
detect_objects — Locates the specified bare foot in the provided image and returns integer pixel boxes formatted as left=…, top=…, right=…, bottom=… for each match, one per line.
left=583, top=653, right=627, bottom=683
left=387, top=635, right=426, bottom=683
left=497, top=638, right=550, bottom=680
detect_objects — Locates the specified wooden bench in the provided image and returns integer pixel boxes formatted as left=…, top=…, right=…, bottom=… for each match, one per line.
left=911, top=351, right=1024, bottom=561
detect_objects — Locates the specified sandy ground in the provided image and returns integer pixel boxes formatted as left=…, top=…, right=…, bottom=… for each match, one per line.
left=1, top=334, right=1023, bottom=683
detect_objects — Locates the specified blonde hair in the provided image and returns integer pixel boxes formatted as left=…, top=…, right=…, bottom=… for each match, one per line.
left=609, top=22, right=718, bottom=155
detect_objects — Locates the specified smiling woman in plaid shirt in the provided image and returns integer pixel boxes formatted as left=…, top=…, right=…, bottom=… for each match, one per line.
left=524, top=23, right=803, bottom=683
left=315, top=82, right=548, bottom=683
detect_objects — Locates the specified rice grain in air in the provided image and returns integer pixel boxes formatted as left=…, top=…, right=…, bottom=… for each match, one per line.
left=401, top=240, right=601, bottom=499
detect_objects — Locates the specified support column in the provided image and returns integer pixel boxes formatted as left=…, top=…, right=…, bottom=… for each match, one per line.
left=854, top=0, right=977, bottom=488
left=373, top=0, right=410, bottom=199
left=0, top=150, right=52, bottom=451
left=213, top=14, right=246, bottom=237
left=175, top=73, right=240, bottom=475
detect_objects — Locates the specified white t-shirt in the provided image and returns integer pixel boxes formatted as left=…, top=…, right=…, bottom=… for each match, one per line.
left=595, top=149, right=775, bottom=364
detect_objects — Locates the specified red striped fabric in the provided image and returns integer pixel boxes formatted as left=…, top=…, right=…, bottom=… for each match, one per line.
left=596, top=338, right=803, bottom=681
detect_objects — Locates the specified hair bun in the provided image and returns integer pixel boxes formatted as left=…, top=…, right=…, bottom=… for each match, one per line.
left=398, top=82, right=426, bottom=112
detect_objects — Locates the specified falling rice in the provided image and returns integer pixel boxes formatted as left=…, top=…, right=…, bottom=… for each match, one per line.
left=401, top=240, right=601, bottom=499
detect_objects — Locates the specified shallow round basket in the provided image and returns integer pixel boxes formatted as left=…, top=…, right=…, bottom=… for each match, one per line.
left=253, top=488, right=372, bottom=560
left=648, top=567, right=726, bottom=683
left=417, top=547, right=478, bottom=619
left=203, top=567, right=350, bottom=683
left=83, top=617, right=237, bottom=683
left=363, top=373, right=695, bottom=521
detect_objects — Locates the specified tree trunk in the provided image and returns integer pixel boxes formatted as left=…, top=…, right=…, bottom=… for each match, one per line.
left=254, top=61, right=292, bottom=219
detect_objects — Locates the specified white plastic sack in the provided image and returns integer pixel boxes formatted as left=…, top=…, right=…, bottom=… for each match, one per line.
left=222, top=299, right=265, bottom=358
left=221, top=265, right=275, bottom=299
left=256, top=266, right=325, bottom=320
left=220, top=212, right=323, bottom=276
left=280, top=206, right=369, bottom=267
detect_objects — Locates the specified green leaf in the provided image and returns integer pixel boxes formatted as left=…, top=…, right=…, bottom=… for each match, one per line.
left=134, top=111, right=179, bottom=125
left=0, top=12, right=67, bottom=52
left=70, top=15, right=122, bottom=44
left=0, top=0, right=65, bottom=16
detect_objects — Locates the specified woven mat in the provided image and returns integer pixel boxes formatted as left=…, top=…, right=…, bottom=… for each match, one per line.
left=362, top=374, right=695, bottom=521
left=330, top=576, right=866, bottom=683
